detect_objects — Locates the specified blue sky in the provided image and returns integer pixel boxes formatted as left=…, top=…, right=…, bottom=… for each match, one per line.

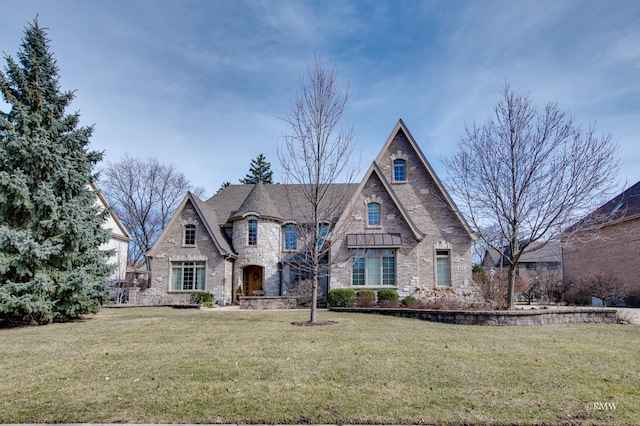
left=2, top=0, right=639, bottom=199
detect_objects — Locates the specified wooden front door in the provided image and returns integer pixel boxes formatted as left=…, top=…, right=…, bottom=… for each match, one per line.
left=243, top=265, right=264, bottom=296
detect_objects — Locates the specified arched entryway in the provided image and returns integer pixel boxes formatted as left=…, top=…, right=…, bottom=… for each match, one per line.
left=243, top=265, right=264, bottom=296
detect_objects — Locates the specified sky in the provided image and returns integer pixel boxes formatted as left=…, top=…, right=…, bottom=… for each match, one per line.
left=1, top=0, right=639, bottom=199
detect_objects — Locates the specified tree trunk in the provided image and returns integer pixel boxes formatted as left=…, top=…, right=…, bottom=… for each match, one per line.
left=507, top=267, right=516, bottom=310
left=310, top=271, right=318, bottom=323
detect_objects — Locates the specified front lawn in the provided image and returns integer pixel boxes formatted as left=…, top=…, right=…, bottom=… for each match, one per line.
left=1, top=307, right=638, bottom=425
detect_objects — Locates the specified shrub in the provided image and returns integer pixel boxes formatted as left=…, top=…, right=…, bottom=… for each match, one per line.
left=327, top=288, right=356, bottom=307
left=355, top=289, right=376, bottom=307
left=377, top=289, right=399, bottom=302
left=190, top=292, right=213, bottom=305
left=201, top=301, right=214, bottom=308
left=401, top=295, right=417, bottom=306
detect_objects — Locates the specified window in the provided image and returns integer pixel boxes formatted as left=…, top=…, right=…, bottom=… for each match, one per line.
left=318, top=223, right=329, bottom=249
left=393, top=159, right=406, bottom=182
left=248, top=219, right=257, bottom=246
left=436, top=250, right=451, bottom=286
left=352, top=249, right=396, bottom=286
left=184, top=224, right=196, bottom=246
left=367, top=202, right=380, bottom=226
left=525, top=262, right=536, bottom=271
left=289, top=264, right=310, bottom=285
left=171, top=261, right=205, bottom=291
left=284, top=225, right=297, bottom=251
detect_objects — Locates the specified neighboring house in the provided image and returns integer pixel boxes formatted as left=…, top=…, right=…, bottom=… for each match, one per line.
left=481, top=241, right=563, bottom=283
left=146, top=120, right=477, bottom=305
left=562, top=180, right=640, bottom=302
left=93, top=183, right=132, bottom=280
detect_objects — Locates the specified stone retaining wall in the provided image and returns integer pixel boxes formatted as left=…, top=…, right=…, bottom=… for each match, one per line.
left=330, top=307, right=617, bottom=326
left=239, top=296, right=298, bottom=310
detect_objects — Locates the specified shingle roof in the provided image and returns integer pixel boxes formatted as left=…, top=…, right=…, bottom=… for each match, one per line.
left=233, top=182, right=282, bottom=221
left=588, top=180, right=640, bottom=222
left=204, top=183, right=359, bottom=225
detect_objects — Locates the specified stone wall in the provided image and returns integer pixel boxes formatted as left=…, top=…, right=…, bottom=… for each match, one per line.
left=331, top=307, right=618, bottom=326
left=330, top=130, right=475, bottom=299
left=147, top=200, right=229, bottom=304
left=239, top=296, right=298, bottom=310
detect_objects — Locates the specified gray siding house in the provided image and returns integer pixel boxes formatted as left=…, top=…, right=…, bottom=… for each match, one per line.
left=146, top=120, right=477, bottom=305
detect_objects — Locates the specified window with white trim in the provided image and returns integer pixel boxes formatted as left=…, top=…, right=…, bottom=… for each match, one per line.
left=248, top=219, right=258, bottom=246
left=184, top=224, right=196, bottom=246
left=367, top=202, right=380, bottom=226
left=436, top=250, right=451, bottom=286
left=352, top=249, right=396, bottom=286
left=393, top=159, right=406, bottom=182
left=171, top=261, right=205, bottom=291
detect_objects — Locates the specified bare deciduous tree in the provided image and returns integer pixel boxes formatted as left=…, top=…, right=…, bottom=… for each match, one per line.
left=279, top=58, right=359, bottom=323
left=574, top=272, right=629, bottom=307
left=100, top=154, right=205, bottom=264
left=445, top=85, right=618, bottom=309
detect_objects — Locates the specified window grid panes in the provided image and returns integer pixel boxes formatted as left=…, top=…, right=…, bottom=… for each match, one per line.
left=171, top=261, right=205, bottom=291
left=318, top=223, right=329, bottom=249
left=184, top=224, right=196, bottom=245
left=248, top=219, right=257, bottom=246
left=367, top=202, right=380, bottom=226
left=436, top=250, right=451, bottom=287
left=393, top=159, right=406, bottom=182
left=284, top=225, right=297, bottom=251
left=352, top=249, right=396, bottom=286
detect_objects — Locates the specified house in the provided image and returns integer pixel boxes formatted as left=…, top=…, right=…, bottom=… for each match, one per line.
left=146, top=120, right=477, bottom=305
left=93, top=183, right=132, bottom=281
left=562, top=180, right=640, bottom=305
left=481, top=241, right=563, bottom=282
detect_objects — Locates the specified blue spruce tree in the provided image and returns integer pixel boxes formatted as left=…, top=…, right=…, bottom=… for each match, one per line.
left=0, top=19, right=113, bottom=325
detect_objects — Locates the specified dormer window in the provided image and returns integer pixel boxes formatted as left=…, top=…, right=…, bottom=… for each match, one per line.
left=248, top=219, right=258, bottom=246
left=393, top=159, right=406, bottom=182
left=184, top=224, right=196, bottom=246
left=367, top=202, right=380, bottom=226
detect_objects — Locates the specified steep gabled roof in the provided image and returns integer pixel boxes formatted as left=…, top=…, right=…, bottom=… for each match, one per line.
left=567, top=180, right=640, bottom=232
left=146, top=192, right=235, bottom=258
left=375, top=119, right=477, bottom=240
left=91, top=181, right=132, bottom=242
left=484, top=241, right=562, bottom=267
left=338, top=162, right=425, bottom=241
left=206, top=184, right=358, bottom=225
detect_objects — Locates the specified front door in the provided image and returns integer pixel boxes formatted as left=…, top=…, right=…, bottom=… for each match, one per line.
left=243, top=265, right=264, bottom=296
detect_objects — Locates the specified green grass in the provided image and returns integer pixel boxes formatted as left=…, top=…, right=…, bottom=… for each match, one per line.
left=1, top=307, right=639, bottom=425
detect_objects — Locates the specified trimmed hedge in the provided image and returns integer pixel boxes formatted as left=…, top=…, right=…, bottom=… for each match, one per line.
left=356, top=289, right=376, bottom=307
left=327, top=288, right=356, bottom=307
left=377, top=289, right=399, bottom=302
left=401, top=295, right=417, bottom=306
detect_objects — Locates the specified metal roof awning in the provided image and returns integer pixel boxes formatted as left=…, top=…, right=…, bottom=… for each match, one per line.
left=346, top=233, right=402, bottom=248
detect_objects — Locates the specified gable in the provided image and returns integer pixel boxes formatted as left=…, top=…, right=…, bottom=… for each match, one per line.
left=146, top=192, right=235, bottom=258
left=373, top=119, right=476, bottom=240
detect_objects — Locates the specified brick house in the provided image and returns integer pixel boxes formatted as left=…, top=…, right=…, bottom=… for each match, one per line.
left=562, top=180, right=640, bottom=304
left=481, top=241, right=562, bottom=283
left=146, top=120, right=477, bottom=305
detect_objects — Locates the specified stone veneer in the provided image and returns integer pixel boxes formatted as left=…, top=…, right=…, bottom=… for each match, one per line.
left=239, top=296, right=298, bottom=309
left=330, top=307, right=617, bottom=326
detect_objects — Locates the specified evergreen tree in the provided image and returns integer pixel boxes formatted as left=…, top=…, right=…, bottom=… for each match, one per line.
left=0, top=19, right=113, bottom=325
left=239, top=153, right=274, bottom=184
left=216, top=181, right=231, bottom=193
